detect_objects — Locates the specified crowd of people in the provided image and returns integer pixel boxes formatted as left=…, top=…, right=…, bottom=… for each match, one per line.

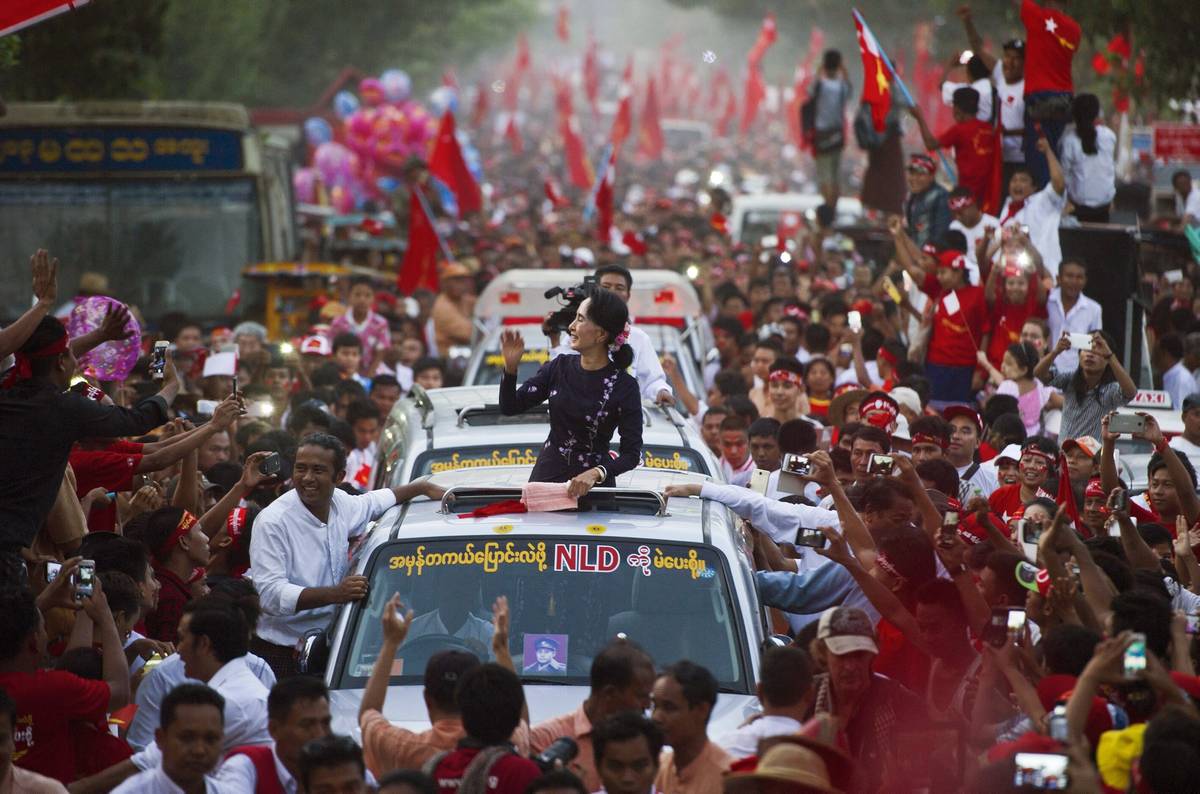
left=4, top=0, right=1200, bottom=792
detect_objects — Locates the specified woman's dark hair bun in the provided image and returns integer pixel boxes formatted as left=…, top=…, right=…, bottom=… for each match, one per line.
left=611, top=343, right=634, bottom=370
left=585, top=288, right=633, bottom=369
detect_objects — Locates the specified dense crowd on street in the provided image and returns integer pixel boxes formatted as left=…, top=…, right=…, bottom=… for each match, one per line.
left=5, top=0, right=1200, bottom=792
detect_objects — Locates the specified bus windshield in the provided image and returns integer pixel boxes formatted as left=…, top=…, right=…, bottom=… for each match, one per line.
left=0, top=180, right=261, bottom=319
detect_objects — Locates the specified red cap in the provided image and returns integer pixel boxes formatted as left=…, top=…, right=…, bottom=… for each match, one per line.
left=1085, top=478, right=1107, bottom=499
left=908, top=153, right=937, bottom=174
left=937, top=250, right=968, bottom=271
left=942, top=405, right=983, bottom=435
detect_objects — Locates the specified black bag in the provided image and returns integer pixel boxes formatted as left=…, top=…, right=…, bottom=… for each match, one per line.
left=800, top=79, right=822, bottom=137
left=853, top=102, right=888, bottom=151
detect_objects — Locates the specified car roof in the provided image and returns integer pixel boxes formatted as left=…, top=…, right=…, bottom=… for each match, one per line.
left=368, top=465, right=718, bottom=546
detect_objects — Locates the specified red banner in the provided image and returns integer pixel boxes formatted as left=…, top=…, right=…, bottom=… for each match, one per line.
left=1154, top=125, right=1200, bottom=161
left=0, top=0, right=89, bottom=38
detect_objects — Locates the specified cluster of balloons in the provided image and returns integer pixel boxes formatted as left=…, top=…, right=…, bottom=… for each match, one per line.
left=293, top=68, right=446, bottom=213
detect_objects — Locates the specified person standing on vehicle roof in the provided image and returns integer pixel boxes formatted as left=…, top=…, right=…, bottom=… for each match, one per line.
left=501, top=289, right=644, bottom=498
left=548, top=264, right=675, bottom=407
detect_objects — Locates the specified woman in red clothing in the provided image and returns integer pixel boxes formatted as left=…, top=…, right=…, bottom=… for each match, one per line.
left=803, top=358, right=836, bottom=419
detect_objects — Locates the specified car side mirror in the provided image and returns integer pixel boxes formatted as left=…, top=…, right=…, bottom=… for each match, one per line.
left=297, top=628, right=330, bottom=676
left=761, top=634, right=792, bottom=653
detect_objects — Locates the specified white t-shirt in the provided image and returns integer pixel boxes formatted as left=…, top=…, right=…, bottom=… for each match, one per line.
left=993, top=62, right=1025, bottom=163
left=1058, top=125, right=1118, bottom=208
left=950, top=213, right=999, bottom=283
left=941, top=76, right=995, bottom=124
left=1176, top=187, right=1200, bottom=223
left=1170, top=435, right=1200, bottom=466
left=997, top=181, right=1067, bottom=277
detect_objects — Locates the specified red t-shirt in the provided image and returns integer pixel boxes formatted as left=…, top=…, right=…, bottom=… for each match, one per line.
left=989, top=483, right=1053, bottom=522
left=922, top=283, right=987, bottom=368
left=433, top=746, right=542, bottom=794
left=0, top=669, right=110, bottom=783
left=985, top=280, right=1047, bottom=368
left=1021, top=0, right=1081, bottom=95
left=937, top=119, right=1000, bottom=212
left=146, top=567, right=191, bottom=643
left=69, top=445, right=144, bottom=533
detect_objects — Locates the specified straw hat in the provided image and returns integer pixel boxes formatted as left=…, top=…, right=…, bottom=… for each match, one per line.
left=724, top=741, right=842, bottom=793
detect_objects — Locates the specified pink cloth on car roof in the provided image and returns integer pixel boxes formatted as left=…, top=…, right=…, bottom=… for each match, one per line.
left=521, top=481, right=579, bottom=512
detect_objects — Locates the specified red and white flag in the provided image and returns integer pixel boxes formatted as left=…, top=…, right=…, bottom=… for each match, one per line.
left=543, top=177, right=569, bottom=209
left=595, top=148, right=616, bottom=242
left=854, top=12, right=893, bottom=133
left=398, top=189, right=441, bottom=294
left=503, top=115, right=523, bottom=155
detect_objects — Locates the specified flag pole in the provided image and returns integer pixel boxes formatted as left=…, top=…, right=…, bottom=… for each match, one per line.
left=852, top=8, right=957, bottom=184
left=583, top=143, right=613, bottom=223
left=412, top=185, right=456, bottom=264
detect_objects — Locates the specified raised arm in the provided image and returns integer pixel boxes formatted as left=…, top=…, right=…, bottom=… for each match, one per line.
left=359, top=594, right=410, bottom=720
left=908, top=105, right=942, bottom=152
left=1091, top=332, right=1137, bottom=401
left=0, top=249, right=56, bottom=360
left=69, top=303, right=135, bottom=359
left=1033, top=332, right=1071, bottom=383
left=1037, top=135, right=1066, bottom=198
left=1135, top=413, right=1200, bottom=525
left=498, top=331, right=553, bottom=416
left=197, top=451, right=272, bottom=539
left=956, top=5, right=997, bottom=71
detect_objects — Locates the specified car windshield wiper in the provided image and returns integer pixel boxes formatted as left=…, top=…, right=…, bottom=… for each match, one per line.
left=519, top=676, right=576, bottom=686
left=717, top=685, right=747, bottom=695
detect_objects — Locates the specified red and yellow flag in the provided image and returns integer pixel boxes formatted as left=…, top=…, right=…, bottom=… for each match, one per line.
left=854, top=14, right=892, bottom=133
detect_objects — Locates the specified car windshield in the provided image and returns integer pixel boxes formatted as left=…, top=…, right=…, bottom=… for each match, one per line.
left=1115, top=438, right=1153, bottom=455
left=412, top=445, right=711, bottom=477
left=337, top=537, right=748, bottom=690
left=474, top=349, right=551, bottom=386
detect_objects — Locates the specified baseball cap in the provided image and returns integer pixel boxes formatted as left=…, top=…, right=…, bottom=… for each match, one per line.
left=1062, top=436, right=1100, bottom=458
left=300, top=335, right=332, bottom=357
left=1002, top=38, right=1025, bottom=52
left=942, top=405, right=983, bottom=435
left=817, top=606, right=878, bottom=656
left=995, top=444, right=1022, bottom=465
left=889, top=386, right=922, bottom=416
left=1085, top=478, right=1107, bottom=499
left=937, top=250, right=968, bottom=271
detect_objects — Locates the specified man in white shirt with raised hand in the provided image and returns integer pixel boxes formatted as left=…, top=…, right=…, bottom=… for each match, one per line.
left=549, top=264, right=674, bottom=406
left=993, top=134, right=1067, bottom=278
left=1170, top=395, right=1200, bottom=465
left=112, top=684, right=227, bottom=794
left=1046, top=259, right=1103, bottom=374
left=250, top=433, right=444, bottom=679
left=958, top=7, right=1026, bottom=187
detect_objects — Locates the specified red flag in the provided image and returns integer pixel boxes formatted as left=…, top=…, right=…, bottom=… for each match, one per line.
left=739, top=12, right=777, bottom=135
left=515, top=34, right=531, bottom=74
left=740, top=67, right=766, bottom=135
left=854, top=13, right=892, bottom=133
left=1055, top=452, right=1086, bottom=536
left=583, top=36, right=600, bottom=113
left=428, top=111, right=482, bottom=216
left=471, top=80, right=490, bottom=128
left=504, top=115, right=524, bottom=155
left=595, top=149, right=616, bottom=243
left=636, top=78, right=664, bottom=160
left=776, top=211, right=803, bottom=252
left=610, top=58, right=635, bottom=149
left=556, top=4, right=570, bottom=42
left=543, top=177, right=569, bottom=209
left=717, top=89, right=737, bottom=138
left=0, top=0, right=90, bottom=37
left=747, top=12, right=778, bottom=69
left=561, top=114, right=593, bottom=189
left=398, top=188, right=441, bottom=294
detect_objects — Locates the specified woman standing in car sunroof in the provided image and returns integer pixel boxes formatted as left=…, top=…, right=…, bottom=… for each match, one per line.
left=499, top=287, right=644, bottom=497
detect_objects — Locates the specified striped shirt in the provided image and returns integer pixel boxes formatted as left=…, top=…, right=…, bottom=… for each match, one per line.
left=1049, top=371, right=1129, bottom=440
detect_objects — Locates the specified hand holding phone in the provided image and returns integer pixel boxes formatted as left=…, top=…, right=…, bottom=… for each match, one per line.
left=794, top=528, right=828, bottom=549
left=1124, top=632, right=1147, bottom=678
left=75, top=559, right=96, bottom=600
left=150, top=341, right=169, bottom=380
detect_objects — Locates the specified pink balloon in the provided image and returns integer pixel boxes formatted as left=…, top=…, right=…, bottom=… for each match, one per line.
left=330, top=185, right=355, bottom=213
left=67, top=297, right=142, bottom=381
left=359, top=77, right=385, bottom=107
left=293, top=167, right=317, bottom=203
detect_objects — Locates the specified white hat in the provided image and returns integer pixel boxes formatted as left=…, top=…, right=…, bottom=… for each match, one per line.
left=889, top=386, right=922, bottom=415
left=817, top=606, right=879, bottom=656
left=995, top=444, right=1023, bottom=465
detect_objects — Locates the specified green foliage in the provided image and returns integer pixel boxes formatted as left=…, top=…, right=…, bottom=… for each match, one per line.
left=0, top=0, right=535, bottom=107
left=0, top=37, right=19, bottom=70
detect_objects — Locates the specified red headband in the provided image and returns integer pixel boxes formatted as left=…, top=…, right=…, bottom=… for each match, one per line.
left=911, top=432, right=948, bottom=450
left=157, top=511, right=199, bottom=560
left=859, top=396, right=898, bottom=421
left=875, top=553, right=907, bottom=584
left=226, top=507, right=248, bottom=543
left=2, top=334, right=69, bottom=388
left=1085, top=479, right=1106, bottom=499
left=1021, top=447, right=1055, bottom=466
left=948, top=194, right=975, bottom=211
left=877, top=346, right=898, bottom=367
left=768, top=369, right=803, bottom=387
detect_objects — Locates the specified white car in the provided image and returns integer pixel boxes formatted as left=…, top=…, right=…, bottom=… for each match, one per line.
left=374, top=385, right=723, bottom=490
left=1108, top=390, right=1188, bottom=495
left=310, top=466, right=765, bottom=741
left=463, top=323, right=706, bottom=411
left=729, top=193, right=864, bottom=246
left=472, top=268, right=713, bottom=370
